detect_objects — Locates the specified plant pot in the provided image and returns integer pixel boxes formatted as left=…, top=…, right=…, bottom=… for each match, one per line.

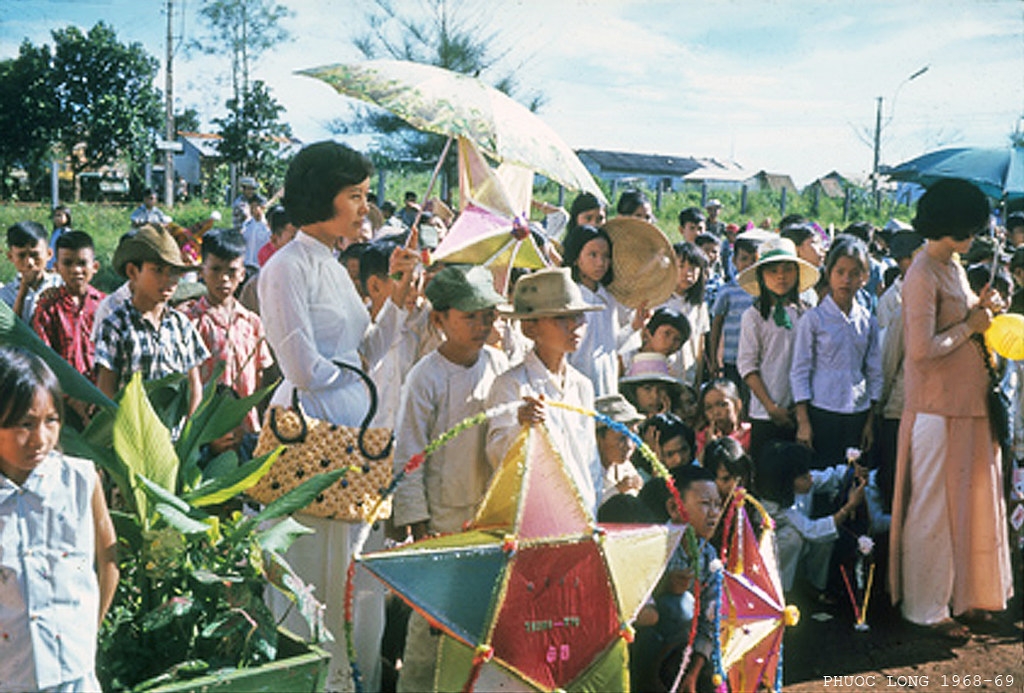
left=144, top=628, right=330, bottom=693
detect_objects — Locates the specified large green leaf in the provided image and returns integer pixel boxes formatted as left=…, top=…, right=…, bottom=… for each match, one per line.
left=183, top=447, right=282, bottom=508
left=114, top=373, right=180, bottom=522
left=256, top=516, right=314, bottom=555
left=233, top=469, right=346, bottom=537
left=137, top=474, right=212, bottom=535
left=61, top=424, right=136, bottom=516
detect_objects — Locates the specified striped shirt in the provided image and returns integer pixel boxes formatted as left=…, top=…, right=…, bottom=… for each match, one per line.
left=711, top=280, right=754, bottom=365
left=31, top=284, right=106, bottom=381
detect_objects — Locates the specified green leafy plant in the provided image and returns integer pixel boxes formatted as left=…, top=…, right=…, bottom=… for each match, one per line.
left=66, top=371, right=339, bottom=691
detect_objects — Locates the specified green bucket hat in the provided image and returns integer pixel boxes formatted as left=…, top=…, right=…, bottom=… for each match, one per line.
left=425, top=265, right=505, bottom=312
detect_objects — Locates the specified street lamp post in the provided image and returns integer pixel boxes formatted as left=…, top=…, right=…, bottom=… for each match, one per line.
left=872, top=65, right=929, bottom=201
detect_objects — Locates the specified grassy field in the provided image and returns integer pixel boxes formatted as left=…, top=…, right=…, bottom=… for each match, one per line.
left=0, top=175, right=910, bottom=288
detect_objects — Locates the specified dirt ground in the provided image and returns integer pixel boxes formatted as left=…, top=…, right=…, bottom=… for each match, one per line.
left=782, top=576, right=1023, bottom=693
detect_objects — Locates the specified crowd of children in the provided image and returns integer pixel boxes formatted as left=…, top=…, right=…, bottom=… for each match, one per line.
left=2, top=157, right=1022, bottom=692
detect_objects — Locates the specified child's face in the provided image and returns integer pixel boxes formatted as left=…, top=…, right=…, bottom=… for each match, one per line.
left=435, top=307, right=497, bottom=352
left=733, top=247, right=757, bottom=272
left=0, top=387, right=60, bottom=485
left=274, top=223, right=298, bottom=248
left=828, top=256, right=866, bottom=306
left=576, top=207, right=606, bottom=228
left=678, top=386, right=699, bottom=422
left=698, top=242, right=719, bottom=267
left=797, top=236, right=824, bottom=267
left=128, top=260, right=182, bottom=307
left=676, top=259, right=700, bottom=292
left=646, top=324, right=684, bottom=355
left=660, top=434, right=691, bottom=470
left=679, top=221, right=705, bottom=243
left=55, top=247, right=98, bottom=295
left=575, top=237, right=611, bottom=287
left=703, top=387, right=739, bottom=430
left=202, top=254, right=246, bottom=304
left=794, top=471, right=813, bottom=495
left=526, top=313, right=585, bottom=354
left=628, top=202, right=655, bottom=224
left=52, top=209, right=69, bottom=227
left=597, top=426, right=633, bottom=466
left=714, top=466, right=739, bottom=501
left=677, top=480, right=721, bottom=539
left=634, top=382, right=671, bottom=415
left=250, top=202, right=265, bottom=221
left=761, top=261, right=798, bottom=297
left=7, top=240, right=50, bottom=281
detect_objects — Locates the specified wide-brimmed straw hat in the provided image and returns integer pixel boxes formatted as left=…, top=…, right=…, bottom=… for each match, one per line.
left=602, top=217, right=677, bottom=309
left=113, top=224, right=194, bottom=277
left=618, top=353, right=684, bottom=397
left=499, top=267, right=602, bottom=319
left=737, top=236, right=819, bottom=297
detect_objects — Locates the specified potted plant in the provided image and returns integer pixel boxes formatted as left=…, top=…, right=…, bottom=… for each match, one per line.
left=62, top=370, right=338, bottom=691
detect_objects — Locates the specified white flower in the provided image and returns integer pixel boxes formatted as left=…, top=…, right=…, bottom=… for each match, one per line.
left=708, top=558, right=724, bottom=574
left=857, top=535, right=875, bottom=556
left=845, top=447, right=862, bottom=463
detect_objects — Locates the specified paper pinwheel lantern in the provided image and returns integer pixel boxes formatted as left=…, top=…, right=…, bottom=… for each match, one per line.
left=358, top=425, right=682, bottom=691
left=716, top=491, right=795, bottom=692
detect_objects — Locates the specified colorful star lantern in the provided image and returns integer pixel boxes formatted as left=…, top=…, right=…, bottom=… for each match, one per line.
left=713, top=488, right=798, bottom=693
left=358, top=424, right=683, bottom=692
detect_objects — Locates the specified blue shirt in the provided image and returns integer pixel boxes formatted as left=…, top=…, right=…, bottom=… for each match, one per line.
left=0, top=453, right=99, bottom=690
left=790, top=294, right=882, bottom=413
left=711, top=280, right=754, bottom=365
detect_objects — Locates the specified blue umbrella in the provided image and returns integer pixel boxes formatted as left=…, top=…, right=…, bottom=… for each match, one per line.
left=884, top=145, right=1024, bottom=200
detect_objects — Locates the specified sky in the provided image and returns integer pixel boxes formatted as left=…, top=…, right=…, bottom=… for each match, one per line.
left=1, top=0, right=1021, bottom=187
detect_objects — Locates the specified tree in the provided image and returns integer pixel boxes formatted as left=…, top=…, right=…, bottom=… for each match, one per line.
left=213, top=80, right=293, bottom=189
left=0, top=41, right=58, bottom=199
left=51, top=22, right=162, bottom=200
left=174, top=107, right=202, bottom=134
left=192, top=0, right=292, bottom=113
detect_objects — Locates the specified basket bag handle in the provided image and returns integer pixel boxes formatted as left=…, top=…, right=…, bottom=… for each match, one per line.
left=267, top=360, right=394, bottom=460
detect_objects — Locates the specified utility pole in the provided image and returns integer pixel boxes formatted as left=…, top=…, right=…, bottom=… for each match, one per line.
left=871, top=96, right=882, bottom=198
left=163, top=0, right=175, bottom=208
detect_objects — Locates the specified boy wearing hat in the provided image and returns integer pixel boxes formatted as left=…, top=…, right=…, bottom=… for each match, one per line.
left=94, top=224, right=209, bottom=414
left=232, top=176, right=259, bottom=229
left=595, top=393, right=645, bottom=507
left=620, top=352, right=686, bottom=417
left=485, top=267, right=603, bottom=515
left=391, top=265, right=509, bottom=693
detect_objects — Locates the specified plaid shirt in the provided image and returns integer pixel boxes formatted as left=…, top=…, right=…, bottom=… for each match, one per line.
left=31, top=284, right=106, bottom=381
left=94, top=299, right=210, bottom=390
left=183, top=296, right=273, bottom=431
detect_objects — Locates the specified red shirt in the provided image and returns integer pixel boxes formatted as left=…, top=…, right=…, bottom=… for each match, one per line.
left=257, top=241, right=277, bottom=267
left=32, top=284, right=106, bottom=381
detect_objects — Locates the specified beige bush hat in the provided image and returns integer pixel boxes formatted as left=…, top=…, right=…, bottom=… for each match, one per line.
left=602, top=217, right=677, bottom=309
left=737, top=236, right=819, bottom=297
left=499, top=267, right=602, bottom=319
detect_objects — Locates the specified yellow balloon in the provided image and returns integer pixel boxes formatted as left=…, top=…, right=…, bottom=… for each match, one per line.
left=986, top=313, right=1024, bottom=361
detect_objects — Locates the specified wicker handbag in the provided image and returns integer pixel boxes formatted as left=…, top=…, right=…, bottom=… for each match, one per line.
left=249, top=361, right=394, bottom=522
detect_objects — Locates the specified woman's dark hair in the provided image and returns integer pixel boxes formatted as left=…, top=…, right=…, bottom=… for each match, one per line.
left=561, top=224, right=614, bottom=286
left=0, top=347, right=63, bottom=429
left=912, top=178, right=990, bottom=241
left=567, top=192, right=604, bottom=235
left=755, top=259, right=802, bottom=320
left=616, top=189, right=649, bottom=216
left=824, top=233, right=870, bottom=278
left=200, top=227, right=247, bottom=261
left=283, top=141, right=374, bottom=227
left=702, top=437, right=753, bottom=489
left=755, top=440, right=810, bottom=508
left=672, top=241, right=708, bottom=305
